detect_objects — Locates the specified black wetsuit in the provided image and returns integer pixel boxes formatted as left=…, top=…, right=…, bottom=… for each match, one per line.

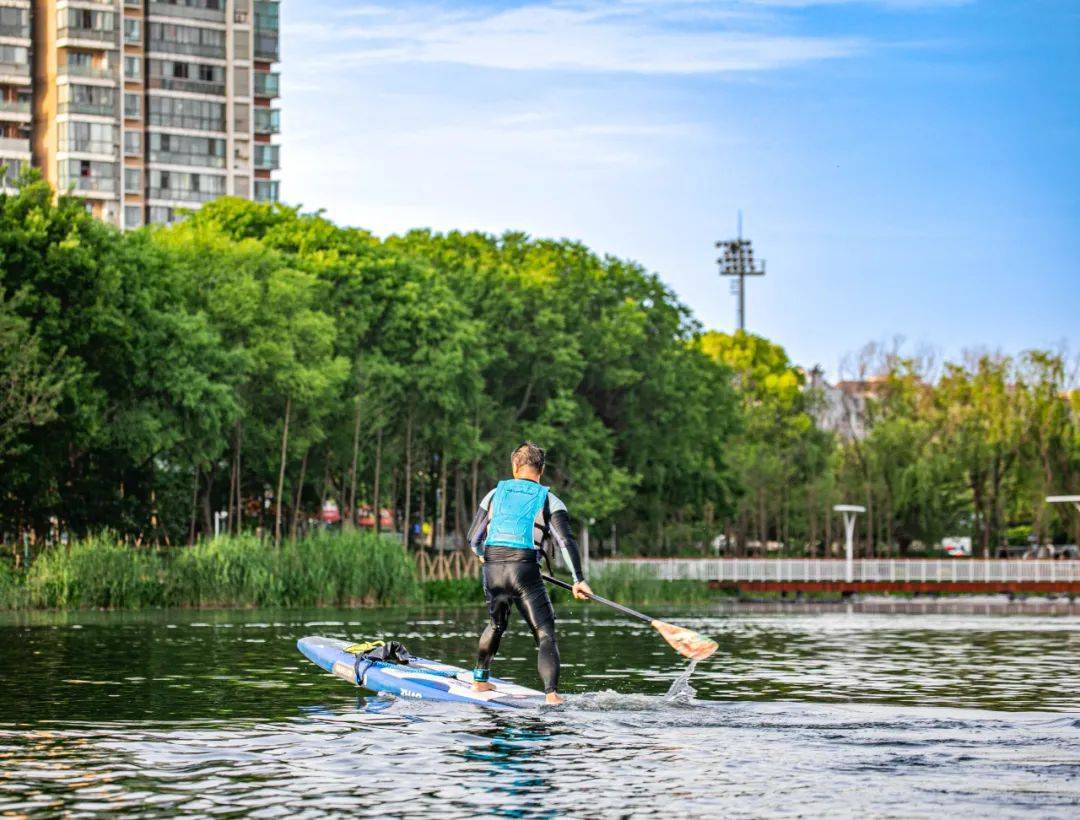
left=467, top=484, right=585, bottom=694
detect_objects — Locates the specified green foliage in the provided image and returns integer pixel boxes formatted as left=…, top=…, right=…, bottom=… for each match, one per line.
left=589, top=563, right=735, bottom=605
left=2, top=177, right=1076, bottom=562
left=167, top=531, right=417, bottom=608
left=422, top=578, right=483, bottom=605
left=27, top=534, right=166, bottom=609
left=13, top=532, right=416, bottom=610
left=0, top=561, right=26, bottom=609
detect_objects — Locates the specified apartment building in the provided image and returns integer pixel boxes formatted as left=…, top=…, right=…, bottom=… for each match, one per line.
left=0, top=2, right=32, bottom=188
left=0, top=0, right=280, bottom=228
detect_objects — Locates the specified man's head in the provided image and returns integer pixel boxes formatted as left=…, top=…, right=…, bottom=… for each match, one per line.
left=511, top=442, right=545, bottom=481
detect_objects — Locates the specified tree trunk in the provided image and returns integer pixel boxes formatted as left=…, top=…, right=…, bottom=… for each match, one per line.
left=373, top=428, right=383, bottom=535
left=454, top=464, right=465, bottom=547
left=347, top=394, right=361, bottom=529
left=291, top=447, right=309, bottom=541
left=201, top=465, right=214, bottom=538
left=227, top=433, right=237, bottom=533
left=437, top=453, right=448, bottom=552
left=402, top=413, right=413, bottom=550
left=274, top=396, right=292, bottom=547
left=865, top=488, right=873, bottom=559
left=234, top=422, right=243, bottom=535
left=471, top=456, right=479, bottom=513
left=188, top=467, right=199, bottom=546
left=824, top=499, right=832, bottom=557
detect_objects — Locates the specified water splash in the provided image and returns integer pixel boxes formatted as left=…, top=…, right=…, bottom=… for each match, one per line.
left=663, top=659, right=698, bottom=704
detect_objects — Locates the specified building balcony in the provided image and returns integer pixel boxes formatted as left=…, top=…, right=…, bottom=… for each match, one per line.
left=0, top=100, right=30, bottom=119
left=58, top=27, right=118, bottom=45
left=0, top=24, right=30, bottom=40
left=58, top=64, right=117, bottom=82
left=1, top=158, right=26, bottom=189
left=147, top=2, right=226, bottom=25
left=253, top=107, right=279, bottom=134
left=253, top=179, right=277, bottom=202
left=0, top=62, right=30, bottom=82
left=253, top=71, right=279, bottom=97
left=147, top=38, right=225, bottom=60
left=59, top=140, right=119, bottom=156
left=58, top=101, right=116, bottom=117
left=0, top=136, right=30, bottom=155
left=148, top=150, right=225, bottom=169
left=148, top=112, right=225, bottom=132
left=149, top=76, right=225, bottom=96
left=253, top=33, right=278, bottom=61
left=61, top=175, right=118, bottom=195
left=148, top=186, right=220, bottom=203
left=253, top=146, right=278, bottom=170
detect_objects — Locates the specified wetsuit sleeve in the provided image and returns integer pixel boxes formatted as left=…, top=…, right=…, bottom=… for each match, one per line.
left=467, top=489, right=496, bottom=558
left=547, top=497, right=585, bottom=584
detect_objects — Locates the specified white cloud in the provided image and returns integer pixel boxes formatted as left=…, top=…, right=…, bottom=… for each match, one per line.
left=293, top=1, right=865, bottom=76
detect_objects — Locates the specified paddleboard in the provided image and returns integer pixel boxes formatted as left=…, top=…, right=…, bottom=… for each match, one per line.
left=297, top=636, right=547, bottom=709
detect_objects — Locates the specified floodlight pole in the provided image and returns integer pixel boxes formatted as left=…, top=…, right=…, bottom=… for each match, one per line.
left=716, top=211, right=766, bottom=332
left=834, top=505, right=866, bottom=583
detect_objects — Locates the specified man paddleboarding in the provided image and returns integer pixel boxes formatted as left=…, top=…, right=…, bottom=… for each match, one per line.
left=467, top=442, right=592, bottom=705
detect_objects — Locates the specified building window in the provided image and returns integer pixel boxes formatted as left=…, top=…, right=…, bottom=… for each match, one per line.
left=254, top=179, right=278, bottom=202
left=124, top=205, right=143, bottom=228
left=124, top=131, right=142, bottom=156
left=148, top=96, right=225, bottom=132
left=124, top=93, right=141, bottom=118
left=124, top=18, right=142, bottom=44
left=125, top=168, right=142, bottom=192
left=124, top=56, right=141, bottom=79
left=63, top=121, right=116, bottom=154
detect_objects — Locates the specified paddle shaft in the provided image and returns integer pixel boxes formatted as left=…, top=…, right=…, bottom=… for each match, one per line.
left=541, top=573, right=655, bottom=625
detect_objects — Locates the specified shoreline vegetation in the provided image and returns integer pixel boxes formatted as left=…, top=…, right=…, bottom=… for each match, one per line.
left=1, top=176, right=1077, bottom=570
left=3, top=533, right=1069, bottom=613
left=0, top=531, right=745, bottom=612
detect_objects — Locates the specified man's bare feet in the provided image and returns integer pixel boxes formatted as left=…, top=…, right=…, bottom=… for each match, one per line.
left=473, top=681, right=495, bottom=692
left=545, top=692, right=565, bottom=706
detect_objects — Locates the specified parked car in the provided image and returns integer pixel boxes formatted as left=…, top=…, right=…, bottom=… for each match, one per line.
left=941, top=536, right=972, bottom=557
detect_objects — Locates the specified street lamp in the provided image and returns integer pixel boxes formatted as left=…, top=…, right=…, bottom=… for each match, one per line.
left=834, top=504, right=866, bottom=583
left=1046, top=495, right=1080, bottom=513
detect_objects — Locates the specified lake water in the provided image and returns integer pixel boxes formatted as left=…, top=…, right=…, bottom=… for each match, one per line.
left=2, top=599, right=1079, bottom=817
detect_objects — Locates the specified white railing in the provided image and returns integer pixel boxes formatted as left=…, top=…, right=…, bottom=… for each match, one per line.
left=591, top=558, right=1080, bottom=584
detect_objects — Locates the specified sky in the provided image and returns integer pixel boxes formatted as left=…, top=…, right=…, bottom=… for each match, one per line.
left=279, top=0, right=1079, bottom=377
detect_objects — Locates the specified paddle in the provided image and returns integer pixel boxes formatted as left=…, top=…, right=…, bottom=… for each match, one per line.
left=541, top=573, right=718, bottom=661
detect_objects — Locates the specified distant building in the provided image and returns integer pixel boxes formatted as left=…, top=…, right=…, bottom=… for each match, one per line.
left=806, top=367, right=886, bottom=440
left=0, top=0, right=281, bottom=228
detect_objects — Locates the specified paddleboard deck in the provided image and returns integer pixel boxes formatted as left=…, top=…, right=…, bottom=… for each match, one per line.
left=297, top=636, right=547, bottom=709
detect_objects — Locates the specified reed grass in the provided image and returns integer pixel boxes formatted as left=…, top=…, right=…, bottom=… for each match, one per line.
left=6, top=531, right=417, bottom=610
left=587, top=563, right=736, bottom=605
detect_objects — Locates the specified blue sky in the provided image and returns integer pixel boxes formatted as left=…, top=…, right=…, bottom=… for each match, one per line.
left=279, top=0, right=1079, bottom=377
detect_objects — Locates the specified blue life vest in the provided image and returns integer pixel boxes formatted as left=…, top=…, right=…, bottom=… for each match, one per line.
left=484, top=479, right=549, bottom=550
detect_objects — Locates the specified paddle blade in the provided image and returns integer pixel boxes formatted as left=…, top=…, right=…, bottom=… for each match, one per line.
left=650, top=620, right=718, bottom=661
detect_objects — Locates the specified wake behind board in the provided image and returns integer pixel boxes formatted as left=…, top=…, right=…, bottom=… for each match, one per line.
left=297, top=636, right=547, bottom=709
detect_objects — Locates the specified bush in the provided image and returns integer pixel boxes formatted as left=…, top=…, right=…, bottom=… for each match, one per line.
left=19, top=531, right=417, bottom=610
left=27, top=533, right=165, bottom=609
left=0, top=560, right=26, bottom=609
left=422, top=577, right=483, bottom=605
left=589, top=563, right=733, bottom=605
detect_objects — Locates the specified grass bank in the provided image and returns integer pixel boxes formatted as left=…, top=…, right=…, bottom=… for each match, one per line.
left=1, top=536, right=794, bottom=612
left=417, top=564, right=744, bottom=607
left=1, top=532, right=418, bottom=610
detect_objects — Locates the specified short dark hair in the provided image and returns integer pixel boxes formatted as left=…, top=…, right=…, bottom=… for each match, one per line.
left=511, top=442, right=545, bottom=472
